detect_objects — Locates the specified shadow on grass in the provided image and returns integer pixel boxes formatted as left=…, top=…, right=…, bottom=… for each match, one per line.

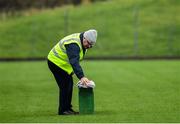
left=94, top=110, right=117, bottom=115
left=13, top=109, right=116, bottom=120
left=15, top=110, right=57, bottom=118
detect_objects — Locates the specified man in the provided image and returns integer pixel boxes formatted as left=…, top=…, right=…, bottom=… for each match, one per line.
left=47, top=29, right=97, bottom=115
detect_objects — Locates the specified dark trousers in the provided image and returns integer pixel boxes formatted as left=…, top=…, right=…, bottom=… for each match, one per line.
left=47, top=60, right=73, bottom=114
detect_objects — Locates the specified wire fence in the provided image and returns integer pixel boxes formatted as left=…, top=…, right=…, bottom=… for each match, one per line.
left=61, top=4, right=179, bottom=57
left=0, top=1, right=179, bottom=59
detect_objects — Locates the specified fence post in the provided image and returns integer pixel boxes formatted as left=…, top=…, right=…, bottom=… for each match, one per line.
left=64, top=8, right=69, bottom=36
left=167, top=24, right=175, bottom=56
left=133, top=5, right=139, bottom=56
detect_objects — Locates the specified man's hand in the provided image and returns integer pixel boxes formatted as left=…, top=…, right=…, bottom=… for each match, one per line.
left=80, top=77, right=90, bottom=85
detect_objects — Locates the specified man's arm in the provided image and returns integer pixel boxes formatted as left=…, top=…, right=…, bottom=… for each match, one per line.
left=65, top=43, right=84, bottom=79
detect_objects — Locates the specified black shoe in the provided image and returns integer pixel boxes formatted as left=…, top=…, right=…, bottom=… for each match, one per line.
left=59, top=111, right=74, bottom=115
left=68, top=109, right=79, bottom=115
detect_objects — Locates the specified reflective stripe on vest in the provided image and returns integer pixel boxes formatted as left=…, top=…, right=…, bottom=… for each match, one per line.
left=59, top=38, right=80, bottom=54
left=47, top=33, right=84, bottom=75
left=52, top=47, right=68, bottom=62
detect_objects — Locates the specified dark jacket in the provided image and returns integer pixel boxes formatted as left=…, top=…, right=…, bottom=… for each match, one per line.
left=65, top=33, right=86, bottom=79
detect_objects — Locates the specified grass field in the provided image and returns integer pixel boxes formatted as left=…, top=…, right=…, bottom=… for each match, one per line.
left=0, top=60, right=179, bottom=122
left=0, top=0, right=179, bottom=58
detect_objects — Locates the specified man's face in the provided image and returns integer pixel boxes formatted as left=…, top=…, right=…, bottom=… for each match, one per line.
left=83, top=38, right=93, bottom=49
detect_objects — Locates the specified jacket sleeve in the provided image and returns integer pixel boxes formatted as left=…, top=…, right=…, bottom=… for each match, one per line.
left=65, top=43, right=84, bottom=79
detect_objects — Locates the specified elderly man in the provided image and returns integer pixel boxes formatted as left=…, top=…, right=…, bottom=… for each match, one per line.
left=47, top=29, right=97, bottom=115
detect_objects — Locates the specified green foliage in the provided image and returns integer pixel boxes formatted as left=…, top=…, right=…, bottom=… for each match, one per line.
left=0, top=61, right=180, bottom=122
left=0, top=0, right=80, bottom=11
left=0, top=0, right=179, bottom=58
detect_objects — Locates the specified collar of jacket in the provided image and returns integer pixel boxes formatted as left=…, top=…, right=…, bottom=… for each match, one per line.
left=80, top=32, right=86, bottom=54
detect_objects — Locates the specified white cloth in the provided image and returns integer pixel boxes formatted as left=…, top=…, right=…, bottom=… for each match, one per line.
left=77, top=80, right=95, bottom=88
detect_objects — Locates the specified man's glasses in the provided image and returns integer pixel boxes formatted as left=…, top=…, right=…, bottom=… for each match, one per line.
left=87, top=40, right=93, bottom=48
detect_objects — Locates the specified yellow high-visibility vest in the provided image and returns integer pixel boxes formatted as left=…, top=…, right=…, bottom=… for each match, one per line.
left=48, top=33, right=85, bottom=75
